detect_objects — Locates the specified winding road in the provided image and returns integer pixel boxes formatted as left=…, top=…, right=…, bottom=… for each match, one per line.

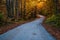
left=0, top=15, right=56, bottom=40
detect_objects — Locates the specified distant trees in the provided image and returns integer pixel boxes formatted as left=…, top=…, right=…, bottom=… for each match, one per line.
left=23, top=0, right=26, bottom=19
left=6, top=0, right=14, bottom=18
left=5, top=0, right=60, bottom=20
left=45, top=0, right=60, bottom=28
left=0, top=0, right=60, bottom=28
left=6, top=0, right=20, bottom=21
left=15, top=0, right=19, bottom=20
left=6, top=0, right=36, bottom=21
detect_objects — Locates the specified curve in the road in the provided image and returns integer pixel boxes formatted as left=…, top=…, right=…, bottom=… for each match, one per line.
left=0, top=17, right=56, bottom=40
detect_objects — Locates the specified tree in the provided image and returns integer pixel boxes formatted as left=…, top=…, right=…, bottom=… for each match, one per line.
left=15, top=0, right=19, bottom=20
left=23, top=0, right=26, bottom=20
left=6, top=0, right=14, bottom=18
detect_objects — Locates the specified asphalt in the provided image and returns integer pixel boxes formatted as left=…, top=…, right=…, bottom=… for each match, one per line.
left=0, top=16, right=56, bottom=40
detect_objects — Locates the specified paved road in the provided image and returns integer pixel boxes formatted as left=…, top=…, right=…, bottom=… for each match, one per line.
left=0, top=16, right=56, bottom=40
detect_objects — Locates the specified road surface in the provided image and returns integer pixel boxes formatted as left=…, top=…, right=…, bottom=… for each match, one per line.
left=0, top=15, right=56, bottom=40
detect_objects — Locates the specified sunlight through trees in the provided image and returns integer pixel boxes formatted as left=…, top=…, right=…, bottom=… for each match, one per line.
left=0, top=0, right=60, bottom=28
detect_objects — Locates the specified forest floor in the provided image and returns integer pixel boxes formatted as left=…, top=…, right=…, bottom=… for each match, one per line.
left=0, top=18, right=35, bottom=34
left=42, top=17, right=60, bottom=40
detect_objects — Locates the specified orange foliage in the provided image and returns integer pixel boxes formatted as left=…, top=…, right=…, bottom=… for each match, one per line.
left=37, top=2, right=45, bottom=9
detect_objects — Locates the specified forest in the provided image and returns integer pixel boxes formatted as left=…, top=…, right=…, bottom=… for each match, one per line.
left=0, top=0, right=60, bottom=40
left=0, top=0, right=60, bottom=28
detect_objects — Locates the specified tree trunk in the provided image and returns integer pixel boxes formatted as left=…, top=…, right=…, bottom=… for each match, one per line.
left=6, top=0, right=14, bottom=18
left=23, top=0, right=26, bottom=20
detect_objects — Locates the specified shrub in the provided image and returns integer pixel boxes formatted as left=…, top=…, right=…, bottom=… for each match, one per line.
left=0, top=12, right=4, bottom=26
left=45, top=15, right=60, bottom=28
left=0, top=13, right=3, bottom=19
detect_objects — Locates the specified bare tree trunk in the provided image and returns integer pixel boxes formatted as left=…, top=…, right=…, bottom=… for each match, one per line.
left=6, top=0, right=14, bottom=18
left=53, top=0, right=58, bottom=15
left=15, top=0, right=18, bottom=20
left=21, top=0, right=22, bottom=18
left=6, top=0, right=11, bottom=18
left=23, top=0, right=26, bottom=20
left=11, top=0, right=14, bottom=18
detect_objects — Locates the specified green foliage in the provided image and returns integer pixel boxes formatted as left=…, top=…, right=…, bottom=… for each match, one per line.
left=39, top=0, right=56, bottom=17
left=0, top=12, right=4, bottom=26
left=45, top=15, right=60, bottom=28
left=0, top=12, right=3, bottom=19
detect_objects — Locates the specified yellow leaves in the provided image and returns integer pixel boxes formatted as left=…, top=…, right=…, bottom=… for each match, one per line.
left=37, top=2, right=45, bottom=9
left=37, top=0, right=47, bottom=2
left=37, top=0, right=41, bottom=2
